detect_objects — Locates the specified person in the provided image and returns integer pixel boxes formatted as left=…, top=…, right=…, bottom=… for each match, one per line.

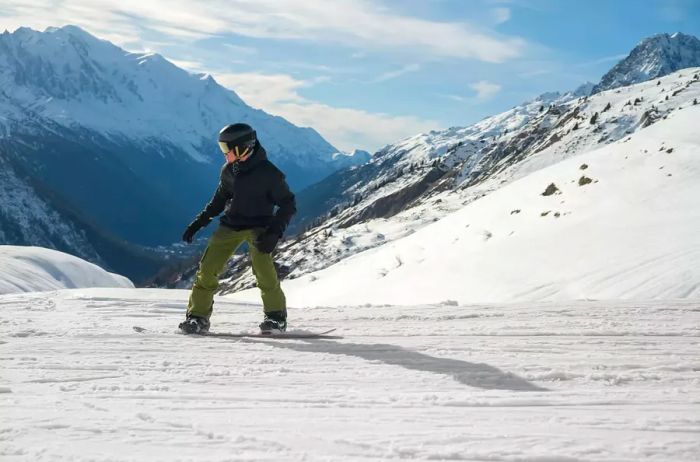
left=179, top=123, right=296, bottom=334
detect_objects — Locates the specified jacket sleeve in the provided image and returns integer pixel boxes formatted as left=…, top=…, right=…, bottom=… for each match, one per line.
left=267, top=171, right=297, bottom=236
left=194, top=170, right=231, bottom=225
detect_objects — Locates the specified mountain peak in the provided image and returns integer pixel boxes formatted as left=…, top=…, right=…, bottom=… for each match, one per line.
left=592, top=32, right=700, bottom=93
left=45, top=24, right=92, bottom=37
left=641, top=31, right=693, bottom=44
left=8, top=25, right=101, bottom=47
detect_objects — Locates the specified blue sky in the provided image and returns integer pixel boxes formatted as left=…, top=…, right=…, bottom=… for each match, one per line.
left=2, top=0, right=700, bottom=152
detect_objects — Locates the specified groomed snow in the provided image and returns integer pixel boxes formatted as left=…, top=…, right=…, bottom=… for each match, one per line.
left=232, top=105, right=700, bottom=307
left=1, top=289, right=698, bottom=460
left=0, top=246, right=133, bottom=294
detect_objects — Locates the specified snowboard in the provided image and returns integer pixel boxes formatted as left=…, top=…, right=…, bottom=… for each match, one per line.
left=133, top=326, right=340, bottom=339
left=205, top=328, right=339, bottom=339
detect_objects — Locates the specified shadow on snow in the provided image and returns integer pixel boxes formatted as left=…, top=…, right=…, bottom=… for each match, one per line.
left=241, top=338, right=547, bottom=392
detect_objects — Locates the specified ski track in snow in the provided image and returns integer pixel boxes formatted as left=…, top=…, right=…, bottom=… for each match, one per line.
left=1, top=289, right=698, bottom=461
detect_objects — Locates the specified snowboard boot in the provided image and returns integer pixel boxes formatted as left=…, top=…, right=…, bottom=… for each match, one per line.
left=259, top=310, right=287, bottom=334
left=179, top=314, right=210, bottom=334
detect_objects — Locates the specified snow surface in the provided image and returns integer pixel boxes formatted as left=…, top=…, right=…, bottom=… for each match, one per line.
left=232, top=104, right=700, bottom=307
left=0, top=246, right=133, bottom=294
left=0, top=288, right=698, bottom=460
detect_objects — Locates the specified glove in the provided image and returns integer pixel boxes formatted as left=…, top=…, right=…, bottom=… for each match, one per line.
left=182, top=217, right=209, bottom=244
left=254, top=230, right=280, bottom=254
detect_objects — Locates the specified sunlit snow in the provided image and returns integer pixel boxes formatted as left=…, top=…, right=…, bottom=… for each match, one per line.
left=0, top=246, right=133, bottom=294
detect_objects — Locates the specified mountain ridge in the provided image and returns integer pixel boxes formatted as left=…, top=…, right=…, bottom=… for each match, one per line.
left=593, top=32, right=700, bottom=93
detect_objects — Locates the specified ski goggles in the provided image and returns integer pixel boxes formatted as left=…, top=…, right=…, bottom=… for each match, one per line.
left=218, top=139, right=255, bottom=159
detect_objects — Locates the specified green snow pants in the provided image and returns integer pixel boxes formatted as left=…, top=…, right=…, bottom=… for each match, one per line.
left=187, top=226, right=286, bottom=319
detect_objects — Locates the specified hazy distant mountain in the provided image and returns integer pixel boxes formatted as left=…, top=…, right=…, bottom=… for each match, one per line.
left=331, top=149, right=372, bottom=169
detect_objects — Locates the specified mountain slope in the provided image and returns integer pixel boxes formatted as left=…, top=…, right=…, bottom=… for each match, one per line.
left=204, top=68, right=699, bottom=294
left=286, top=88, right=582, bottom=236
left=593, top=32, right=700, bottom=93
left=0, top=153, right=100, bottom=263
left=0, top=151, right=170, bottom=282
left=231, top=103, right=700, bottom=306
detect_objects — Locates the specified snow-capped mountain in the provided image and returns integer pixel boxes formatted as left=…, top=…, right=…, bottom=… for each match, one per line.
left=593, top=32, right=700, bottom=93
left=231, top=102, right=700, bottom=305
left=285, top=89, right=581, bottom=234
left=197, top=65, right=699, bottom=295
left=0, top=25, right=356, bottom=278
left=0, top=26, right=342, bottom=183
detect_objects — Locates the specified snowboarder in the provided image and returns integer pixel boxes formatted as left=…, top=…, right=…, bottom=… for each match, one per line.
left=179, top=123, right=296, bottom=334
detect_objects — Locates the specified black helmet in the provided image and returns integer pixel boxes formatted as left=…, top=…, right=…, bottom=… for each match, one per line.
left=218, top=123, right=256, bottom=154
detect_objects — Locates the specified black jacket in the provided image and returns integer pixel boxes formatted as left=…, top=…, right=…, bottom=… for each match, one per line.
left=195, top=144, right=296, bottom=236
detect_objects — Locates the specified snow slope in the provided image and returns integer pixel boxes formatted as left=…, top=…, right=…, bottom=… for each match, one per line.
left=210, top=68, right=698, bottom=296
left=0, top=246, right=133, bottom=294
left=232, top=104, right=700, bottom=306
left=1, top=289, right=698, bottom=460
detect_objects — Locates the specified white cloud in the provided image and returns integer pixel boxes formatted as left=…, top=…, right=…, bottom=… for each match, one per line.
left=492, top=7, right=511, bottom=24
left=222, top=43, right=258, bottom=56
left=0, top=2, right=142, bottom=47
left=1, top=0, right=526, bottom=62
left=574, top=54, right=627, bottom=68
left=438, top=93, right=469, bottom=103
left=470, top=80, right=502, bottom=99
left=212, top=71, right=437, bottom=152
left=374, top=64, right=421, bottom=83
left=277, top=101, right=437, bottom=153
left=214, top=72, right=307, bottom=106
left=166, top=58, right=209, bottom=72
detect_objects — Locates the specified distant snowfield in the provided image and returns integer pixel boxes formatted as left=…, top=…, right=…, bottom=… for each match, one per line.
left=0, top=246, right=133, bottom=294
left=1, top=289, right=698, bottom=460
left=231, top=105, right=700, bottom=307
